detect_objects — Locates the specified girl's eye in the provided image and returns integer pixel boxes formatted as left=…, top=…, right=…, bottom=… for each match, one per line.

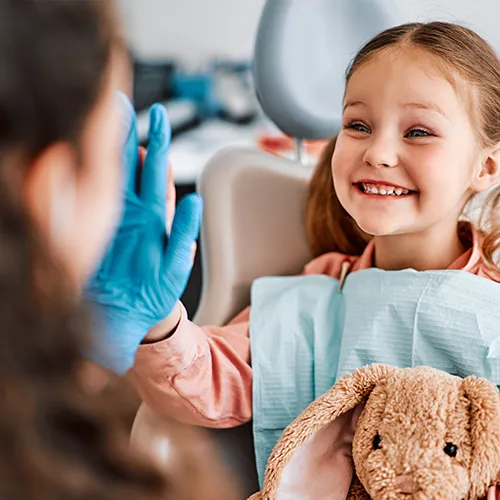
left=406, top=128, right=432, bottom=138
left=344, top=122, right=371, bottom=133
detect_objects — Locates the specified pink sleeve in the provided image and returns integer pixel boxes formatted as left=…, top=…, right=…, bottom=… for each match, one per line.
left=302, top=251, right=355, bottom=278
left=129, top=304, right=252, bottom=428
left=129, top=252, right=353, bottom=429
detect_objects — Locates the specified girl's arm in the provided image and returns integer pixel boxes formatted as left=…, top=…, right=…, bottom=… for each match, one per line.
left=129, top=303, right=252, bottom=428
left=129, top=250, right=354, bottom=427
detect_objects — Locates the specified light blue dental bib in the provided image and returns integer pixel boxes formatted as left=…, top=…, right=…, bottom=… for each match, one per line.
left=249, top=268, right=500, bottom=486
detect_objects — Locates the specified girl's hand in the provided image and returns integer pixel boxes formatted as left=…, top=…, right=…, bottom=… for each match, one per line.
left=487, top=485, right=500, bottom=500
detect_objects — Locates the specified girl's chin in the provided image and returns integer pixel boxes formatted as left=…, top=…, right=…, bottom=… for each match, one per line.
left=353, top=217, right=406, bottom=238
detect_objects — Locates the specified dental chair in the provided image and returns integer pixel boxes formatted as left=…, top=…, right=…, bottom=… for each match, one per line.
left=131, top=147, right=312, bottom=496
left=131, top=1, right=403, bottom=497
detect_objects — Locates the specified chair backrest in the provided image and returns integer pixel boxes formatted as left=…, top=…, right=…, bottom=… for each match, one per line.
left=193, top=147, right=313, bottom=326
left=253, top=0, right=403, bottom=140
left=133, top=149, right=313, bottom=497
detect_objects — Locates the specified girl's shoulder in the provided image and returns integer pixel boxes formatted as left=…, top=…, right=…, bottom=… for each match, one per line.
left=302, top=252, right=360, bottom=280
left=475, top=263, right=500, bottom=283
left=464, top=223, right=500, bottom=283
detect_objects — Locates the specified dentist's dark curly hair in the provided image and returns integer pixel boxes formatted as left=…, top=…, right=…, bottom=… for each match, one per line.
left=0, top=1, right=236, bottom=499
left=307, top=22, right=500, bottom=274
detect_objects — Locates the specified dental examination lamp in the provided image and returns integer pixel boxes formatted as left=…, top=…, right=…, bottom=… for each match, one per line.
left=253, top=0, right=403, bottom=163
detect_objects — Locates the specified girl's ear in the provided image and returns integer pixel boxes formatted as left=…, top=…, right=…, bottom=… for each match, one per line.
left=471, top=145, right=500, bottom=193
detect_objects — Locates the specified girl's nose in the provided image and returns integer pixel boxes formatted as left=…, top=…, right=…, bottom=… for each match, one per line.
left=362, top=136, right=398, bottom=169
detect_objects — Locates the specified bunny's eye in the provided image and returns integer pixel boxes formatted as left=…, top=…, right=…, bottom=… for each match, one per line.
left=373, top=434, right=382, bottom=450
left=444, top=442, right=458, bottom=457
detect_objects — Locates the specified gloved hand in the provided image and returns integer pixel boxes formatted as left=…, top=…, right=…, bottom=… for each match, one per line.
left=85, top=94, right=202, bottom=374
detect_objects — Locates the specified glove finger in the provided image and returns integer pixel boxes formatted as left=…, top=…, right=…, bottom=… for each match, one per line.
left=118, top=92, right=140, bottom=195
left=162, top=194, right=202, bottom=292
left=140, top=104, right=171, bottom=214
left=166, top=163, right=176, bottom=235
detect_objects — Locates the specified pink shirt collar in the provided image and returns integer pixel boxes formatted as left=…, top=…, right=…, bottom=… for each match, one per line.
left=351, top=223, right=481, bottom=273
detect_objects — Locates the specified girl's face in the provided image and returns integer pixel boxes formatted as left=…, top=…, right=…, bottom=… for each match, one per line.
left=332, top=48, right=487, bottom=238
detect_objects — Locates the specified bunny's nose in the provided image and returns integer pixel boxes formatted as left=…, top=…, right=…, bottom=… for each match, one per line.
left=394, top=474, right=415, bottom=494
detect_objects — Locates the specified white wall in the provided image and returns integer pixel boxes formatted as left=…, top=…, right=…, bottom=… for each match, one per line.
left=400, top=0, right=500, bottom=49
left=117, top=0, right=266, bottom=68
left=117, top=0, right=500, bottom=67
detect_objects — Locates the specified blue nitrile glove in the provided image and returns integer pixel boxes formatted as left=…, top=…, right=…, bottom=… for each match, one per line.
left=85, top=95, right=203, bottom=374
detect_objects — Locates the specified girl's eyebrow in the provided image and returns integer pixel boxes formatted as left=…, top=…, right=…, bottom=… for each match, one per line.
left=343, top=100, right=366, bottom=111
left=401, top=102, right=448, bottom=119
left=343, top=100, right=449, bottom=121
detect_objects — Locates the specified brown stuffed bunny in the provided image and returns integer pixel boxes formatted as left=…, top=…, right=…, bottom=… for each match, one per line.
left=250, top=364, right=500, bottom=500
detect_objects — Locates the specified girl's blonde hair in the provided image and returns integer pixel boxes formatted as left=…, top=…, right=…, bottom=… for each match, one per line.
left=306, top=22, right=500, bottom=270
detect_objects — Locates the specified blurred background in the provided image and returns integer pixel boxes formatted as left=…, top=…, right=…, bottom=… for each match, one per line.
left=115, top=0, right=500, bottom=317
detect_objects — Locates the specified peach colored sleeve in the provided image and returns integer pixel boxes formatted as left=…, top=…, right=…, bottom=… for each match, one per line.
left=303, top=251, right=356, bottom=278
left=129, top=303, right=252, bottom=428
left=129, top=252, right=352, bottom=429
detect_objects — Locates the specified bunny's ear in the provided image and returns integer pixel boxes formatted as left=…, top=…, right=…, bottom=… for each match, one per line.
left=257, top=364, right=397, bottom=500
left=460, top=376, right=500, bottom=500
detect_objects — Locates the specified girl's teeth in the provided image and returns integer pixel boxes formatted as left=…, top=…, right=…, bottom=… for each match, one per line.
left=361, top=184, right=411, bottom=196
